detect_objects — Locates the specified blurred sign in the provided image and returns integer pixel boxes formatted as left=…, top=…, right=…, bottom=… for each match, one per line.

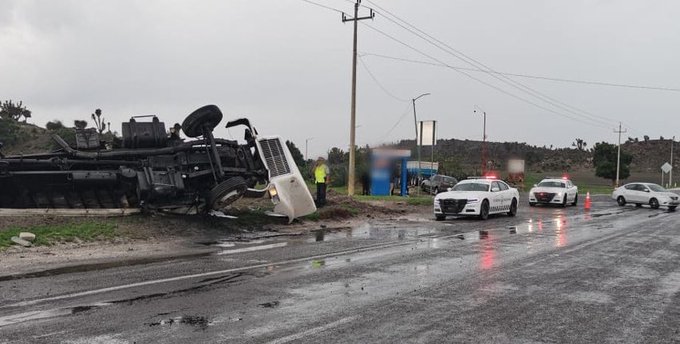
left=372, top=149, right=411, bottom=158
left=662, top=162, right=672, bottom=173
left=417, top=120, right=436, bottom=146
left=507, top=159, right=525, bottom=173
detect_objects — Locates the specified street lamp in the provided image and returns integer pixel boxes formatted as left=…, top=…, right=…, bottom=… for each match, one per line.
left=305, top=137, right=314, bottom=161
left=413, top=93, right=430, bottom=193
left=473, top=105, right=487, bottom=175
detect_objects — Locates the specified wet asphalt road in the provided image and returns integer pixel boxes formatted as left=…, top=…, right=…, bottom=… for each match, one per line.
left=2, top=196, right=680, bottom=343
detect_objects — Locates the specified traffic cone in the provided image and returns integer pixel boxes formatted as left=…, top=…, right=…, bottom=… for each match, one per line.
left=584, top=191, right=591, bottom=210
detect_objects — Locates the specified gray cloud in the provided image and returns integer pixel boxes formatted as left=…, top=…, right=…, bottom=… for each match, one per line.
left=1, top=0, right=678, bottom=158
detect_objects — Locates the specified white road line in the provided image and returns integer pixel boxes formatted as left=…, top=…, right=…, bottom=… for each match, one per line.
left=265, top=316, right=358, bottom=344
left=217, top=242, right=288, bottom=255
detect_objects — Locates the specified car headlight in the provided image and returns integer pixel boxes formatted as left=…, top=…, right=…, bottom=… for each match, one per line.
left=467, top=198, right=479, bottom=204
left=269, top=186, right=280, bottom=204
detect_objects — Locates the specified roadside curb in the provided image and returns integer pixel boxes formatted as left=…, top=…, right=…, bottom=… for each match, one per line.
left=0, top=248, right=218, bottom=282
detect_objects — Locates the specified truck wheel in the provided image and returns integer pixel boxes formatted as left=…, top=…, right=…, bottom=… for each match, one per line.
left=182, top=105, right=224, bottom=138
left=207, top=177, right=247, bottom=210
left=669, top=206, right=677, bottom=212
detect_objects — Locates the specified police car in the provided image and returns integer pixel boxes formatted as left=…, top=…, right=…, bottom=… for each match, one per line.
left=434, top=177, right=520, bottom=221
left=528, top=177, right=578, bottom=207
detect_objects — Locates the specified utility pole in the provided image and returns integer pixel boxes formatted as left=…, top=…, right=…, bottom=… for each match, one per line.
left=474, top=106, right=487, bottom=175
left=412, top=93, right=430, bottom=195
left=614, top=122, right=627, bottom=188
left=305, top=137, right=314, bottom=161
left=342, top=0, right=374, bottom=196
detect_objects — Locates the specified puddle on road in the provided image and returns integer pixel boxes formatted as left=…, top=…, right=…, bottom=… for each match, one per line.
left=309, top=223, right=432, bottom=243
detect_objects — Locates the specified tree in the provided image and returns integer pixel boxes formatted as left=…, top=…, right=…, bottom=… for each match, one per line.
left=572, top=138, right=587, bottom=150
left=91, top=108, right=107, bottom=134
left=46, top=120, right=65, bottom=130
left=74, top=120, right=88, bottom=129
left=285, top=140, right=305, bottom=168
left=592, top=142, right=632, bottom=184
left=327, top=147, right=347, bottom=165
left=0, top=100, right=31, bottom=122
left=0, top=117, right=19, bottom=145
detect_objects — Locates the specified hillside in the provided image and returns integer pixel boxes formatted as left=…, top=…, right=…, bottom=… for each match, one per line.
left=393, top=138, right=676, bottom=175
left=0, top=122, right=54, bottom=155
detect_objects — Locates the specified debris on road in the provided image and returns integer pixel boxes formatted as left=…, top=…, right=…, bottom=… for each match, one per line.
left=19, top=232, right=35, bottom=242
left=258, top=301, right=280, bottom=308
left=10, top=236, right=32, bottom=247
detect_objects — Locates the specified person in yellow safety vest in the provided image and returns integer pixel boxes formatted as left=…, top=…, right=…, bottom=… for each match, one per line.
left=313, top=157, right=330, bottom=207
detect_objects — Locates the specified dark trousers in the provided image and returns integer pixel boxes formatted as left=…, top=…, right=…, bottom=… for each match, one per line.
left=316, top=182, right=327, bottom=207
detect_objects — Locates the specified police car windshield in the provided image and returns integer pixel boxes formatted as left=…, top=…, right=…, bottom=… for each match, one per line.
left=647, top=184, right=667, bottom=192
left=452, top=183, right=489, bottom=192
left=538, top=181, right=565, bottom=188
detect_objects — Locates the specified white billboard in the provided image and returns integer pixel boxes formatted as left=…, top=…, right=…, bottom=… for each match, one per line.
left=418, top=120, right=436, bottom=147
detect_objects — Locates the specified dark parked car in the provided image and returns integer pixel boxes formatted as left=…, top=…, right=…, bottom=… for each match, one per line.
left=421, top=174, right=458, bottom=195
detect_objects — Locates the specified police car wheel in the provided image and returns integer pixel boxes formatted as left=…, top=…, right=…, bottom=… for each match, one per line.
left=479, top=200, right=489, bottom=220
left=435, top=214, right=446, bottom=221
left=507, top=199, right=517, bottom=217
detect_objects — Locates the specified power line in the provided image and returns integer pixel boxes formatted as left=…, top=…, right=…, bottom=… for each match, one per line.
left=299, top=0, right=346, bottom=14
left=363, top=1, right=615, bottom=127
left=358, top=54, right=409, bottom=102
left=361, top=22, right=610, bottom=129
left=360, top=52, right=680, bottom=93
left=378, top=103, right=414, bottom=143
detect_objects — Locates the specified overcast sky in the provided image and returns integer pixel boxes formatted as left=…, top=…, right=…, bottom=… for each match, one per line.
left=1, top=0, right=678, bottom=158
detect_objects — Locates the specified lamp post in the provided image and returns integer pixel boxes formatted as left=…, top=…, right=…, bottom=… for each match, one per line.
left=305, top=137, right=314, bottom=161
left=474, top=105, right=487, bottom=175
left=412, top=93, right=430, bottom=194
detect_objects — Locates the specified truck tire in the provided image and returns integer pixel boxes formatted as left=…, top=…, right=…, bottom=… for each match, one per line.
left=207, top=177, right=247, bottom=210
left=182, top=105, right=224, bottom=138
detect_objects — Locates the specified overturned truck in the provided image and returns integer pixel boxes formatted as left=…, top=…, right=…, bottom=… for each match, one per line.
left=0, top=105, right=316, bottom=221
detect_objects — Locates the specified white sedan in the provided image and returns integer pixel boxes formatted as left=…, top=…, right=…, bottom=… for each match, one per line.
left=434, top=178, right=520, bottom=220
left=529, top=177, right=578, bottom=207
left=612, top=182, right=679, bottom=211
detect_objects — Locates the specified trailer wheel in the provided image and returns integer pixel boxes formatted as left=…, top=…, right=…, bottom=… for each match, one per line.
left=182, top=105, right=224, bottom=138
left=207, top=177, right=248, bottom=210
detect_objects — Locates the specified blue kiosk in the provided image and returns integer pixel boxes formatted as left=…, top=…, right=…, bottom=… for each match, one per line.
left=370, top=149, right=411, bottom=196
